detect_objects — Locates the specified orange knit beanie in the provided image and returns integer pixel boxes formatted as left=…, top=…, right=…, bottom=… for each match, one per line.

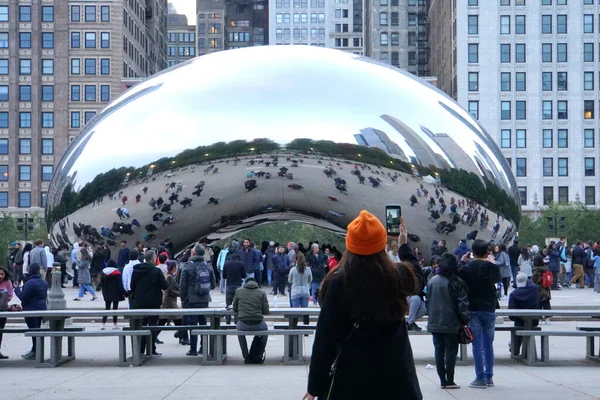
left=345, top=210, right=388, bottom=255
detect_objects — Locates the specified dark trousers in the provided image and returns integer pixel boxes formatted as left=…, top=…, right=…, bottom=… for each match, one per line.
left=551, top=271, right=559, bottom=289
left=140, top=315, right=159, bottom=354
left=157, top=318, right=188, bottom=341
left=0, top=317, right=6, bottom=349
left=184, top=302, right=208, bottom=353
left=254, top=268, right=262, bottom=286
left=102, top=301, right=119, bottom=325
left=273, top=271, right=286, bottom=295
left=513, top=321, right=539, bottom=355
left=432, top=332, right=459, bottom=386
left=61, top=264, right=67, bottom=285
left=13, top=264, right=23, bottom=285
left=501, top=277, right=510, bottom=296
left=585, top=268, right=595, bottom=288
left=24, top=317, right=42, bottom=353
left=511, top=265, right=519, bottom=287
left=73, top=267, right=79, bottom=286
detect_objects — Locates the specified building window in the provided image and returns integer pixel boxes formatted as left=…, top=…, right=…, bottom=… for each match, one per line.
left=557, top=100, right=568, bottom=119
left=19, top=138, right=31, bottom=154
left=71, top=5, right=80, bottom=22
left=380, top=12, right=388, bottom=25
left=19, top=165, right=31, bottom=181
left=42, top=32, right=54, bottom=49
left=557, top=43, right=567, bottom=62
left=515, top=15, right=526, bottom=34
left=557, top=15, right=567, bottom=33
left=584, top=43, right=594, bottom=62
left=380, top=52, right=389, bottom=63
left=0, top=59, right=7, bottom=75
left=85, top=58, right=96, bottom=75
left=19, top=6, right=31, bottom=22
left=468, top=72, right=478, bottom=91
left=543, top=158, right=553, bottom=176
left=584, top=14, right=594, bottom=33
left=501, top=101, right=511, bottom=120
left=557, top=72, right=567, bottom=90
left=100, top=58, right=110, bottom=75
left=85, top=32, right=96, bottom=48
left=19, top=85, right=31, bottom=101
left=71, top=85, right=80, bottom=102
left=585, top=186, right=595, bottom=205
left=543, top=129, right=553, bottom=148
left=42, top=59, right=53, bottom=75
left=71, top=59, right=80, bottom=75
left=500, top=44, right=510, bottom=62
left=585, top=157, right=595, bottom=176
left=101, top=85, right=110, bottom=102
left=518, top=186, right=527, bottom=206
left=0, top=168, right=5, bottom=183
left=0, top=6, right=7, bottom=22
left=41, top=85, right=53, bottom=102
left=71, top=32, right=80, bottom=48
left=542, top=15, right=552, bottom=33
left=0, top=85, right=7, bottom=101
left=19, top=112, right=31, bottom=128
left=380, top=33, right=388, bottom=45
left=584, top=100, right=594, bottom=119
left=468, top=15, right=478, bottom=34
left=500, top=15, right=510, bottom=34
left=542, top=72, right=552, bottom=91
left=0, top=33, right=6, bottom=49
left=515, top=44, right=526, bottom=62
left=42, top=6, right=54, bottom=22
left=71, top=112, right=80, bottom=128
left=85, top=111, right=96, bottom=124
left=515, top=72, right=526, bottom=91
left=516, top=158, right=527, bottom=177
left=558, top=186, right=569, bottom=203
left=41, top=112, right=54, bottom=128
left=516, top=129, right=526, bottom=148
left=542, top=43, right=552, bottom=62
left=515, top=101, right=526, bottom=120
left=85, top=5, right=96, bottom=22
left=41, top=139, right=53, bottom=155
left=18, top=192, right=31, bottom=208
left=42, top=165, right=53, bottom=181
left=468, top=44, right=478, bottom=63
left=584, top=129, right=595, bottom=148
left=0, top=138, right=6, bottom=154
left=542, top=101, right=553, bottom=120
left=19, top=32, right=31, bottom=49
left=543, top=186, right=553, bottom=205
left=501, top=129, right=511, bottom=148
left=0, top=112, right=6, bottom=128
left=501, top=72, right=511, bottom=91
left=557, top=129, right=568, bottom=148
left=19, top=59, right=31, bottom=75
left=101, top=6, right=110, bottom=22
left=101, top=32, right=110, bottom=48
left=468, top=0, right=478, bottom=5
left=85, top=85, right=96, bottom=101
left=468, top=101, right=479, bottom=119
left=558, top=158, right=568, bottom=176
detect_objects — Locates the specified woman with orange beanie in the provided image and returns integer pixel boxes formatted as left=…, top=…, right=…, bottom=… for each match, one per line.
left=303, top=210, right=422, bottom=400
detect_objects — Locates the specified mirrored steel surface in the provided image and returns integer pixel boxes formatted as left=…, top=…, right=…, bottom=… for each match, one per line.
left=47, top=46, right=520, bottom=257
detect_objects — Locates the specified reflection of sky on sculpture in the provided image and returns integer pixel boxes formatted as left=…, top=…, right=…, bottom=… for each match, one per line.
left=62, top=46, right=505, bottom=189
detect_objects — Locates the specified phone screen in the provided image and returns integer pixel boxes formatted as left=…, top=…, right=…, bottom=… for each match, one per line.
left=385, top=205, right=401, bottom=236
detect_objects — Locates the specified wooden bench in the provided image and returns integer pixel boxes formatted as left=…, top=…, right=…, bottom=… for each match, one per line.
left=25, top=330, right=152, bottom=368
left=515, top=330, right=600, bottom=365
left=191, top=329, right=314, bottom=365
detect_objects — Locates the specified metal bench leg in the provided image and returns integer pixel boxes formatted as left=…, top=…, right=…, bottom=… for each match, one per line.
left=283, top=335, right=290, bottom=364
left=50, top=336, right=62, bottom=365
left=456, top=344, right=468, bottom=366
left=201, top=335, right=209, bottom=364
left=586, top=337, right=600, bottom=363
left=35, top=337, right=45, bottom=366
left=68, top=337, right=75, bottom=359
left=524, top=336, right=536, bottom=366
left=132, top=336, right=141, bottom=366
left=119, top=336, right=126, bottom=364
left=540, top=336, right=549, bottom=363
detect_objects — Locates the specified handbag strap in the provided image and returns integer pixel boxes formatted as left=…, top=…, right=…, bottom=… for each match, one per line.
left=327, top=322, right=359, bottom=399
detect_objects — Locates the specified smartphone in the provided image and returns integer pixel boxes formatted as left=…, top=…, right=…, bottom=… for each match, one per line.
left=385, top=204, right=402, bottom=236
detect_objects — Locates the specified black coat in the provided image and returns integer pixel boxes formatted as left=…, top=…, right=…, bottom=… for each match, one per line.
left=130, top=263, right=168, bottom=309
left=101, top=268, right=127, bottom=303
left=307, top=275, right=422, bottom=400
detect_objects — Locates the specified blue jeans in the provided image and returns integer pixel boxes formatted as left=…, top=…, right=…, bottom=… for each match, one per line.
left=267, top=270, right=272, bottom=286
left=78, top=284, right=96, bottom=298
left=468, top=311, right=496, bottom=382
left=291, top=297, right=309, bottom=307
left=310, top=282, right=320, bottom=304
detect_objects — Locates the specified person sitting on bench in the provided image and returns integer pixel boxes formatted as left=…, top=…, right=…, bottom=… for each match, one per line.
left=508, top=273, right=539, bottom=356
left=232, top=277, right=270, bottom=364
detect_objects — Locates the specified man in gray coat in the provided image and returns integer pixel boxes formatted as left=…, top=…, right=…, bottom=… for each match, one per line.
left=29, top=240, right=48, bottom=280
left=179, top=244, right=216, bottom=356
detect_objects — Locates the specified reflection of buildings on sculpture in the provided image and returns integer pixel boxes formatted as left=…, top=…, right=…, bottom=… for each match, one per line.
left=423, top=128, right=483, bottom=178
left=380, top=114, right=450, bottom=170
left=354, top=128, right=409, bottom=162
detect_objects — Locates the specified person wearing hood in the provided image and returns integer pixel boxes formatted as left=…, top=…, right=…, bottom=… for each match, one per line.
left=14, top=263, right=48, bottom=360
left=265, top=241, right=276, bottom=286
left=508, top=273, right=540, bottom=355
left=43, top=246, right=54, bottom=287
left=100, top=260, right=127, bottom=330
left=130, top=250, right=168, bottom=356
left=232, top=277, right=270, bottom=364
left=223, top=242, right=246, bottom=311
left=0, top=266, right=14, bottom=359
left=180, top=245, right=216, bottom=356
left=454, top=240, right=470, bottom=260
left=122, top=250, right=141, bottom=295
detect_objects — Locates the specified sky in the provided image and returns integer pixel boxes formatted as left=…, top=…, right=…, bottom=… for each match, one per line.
left=169, top=0, right=196, bottom=24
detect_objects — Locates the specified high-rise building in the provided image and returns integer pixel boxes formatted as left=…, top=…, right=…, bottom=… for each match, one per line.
left=197, top=0, right=268, bottom=56
left=168, top=13, right=196, bottom=67
left=0, top=0, right=167, bottom=213
left=429, top=0, right=600, bottom=213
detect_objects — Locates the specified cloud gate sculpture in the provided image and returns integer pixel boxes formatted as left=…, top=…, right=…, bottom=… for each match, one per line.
left=46, top=46, right=520, bottom=257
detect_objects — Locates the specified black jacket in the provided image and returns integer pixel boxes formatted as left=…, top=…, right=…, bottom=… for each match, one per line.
left=572, top=246, right=587, bottom=266
left=101, top=267, right=127, bottom=303
left=307, top=275, right=422, bottom=400
left=399, top=244, right=425, bottom=297
left=508, top=244, right=521, bottom=266
left=223, top=258, right=247, bottom=287
left=130, top=262, right=168, bottom=309
left=508, top=281, right=540, bottom=326
left=15, top=274, right=48, bottom=311
left=306, top=251, right=327, bottom=282
left=432, top=246, right=448, bottom=257
left=459, top=259, right=501, bottom=312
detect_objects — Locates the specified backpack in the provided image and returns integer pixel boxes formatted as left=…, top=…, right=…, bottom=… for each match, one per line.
left=15, top=249, right=24, bottom=265
left=557, top=244, right=567, bottom=262
left=541, top=270, right=554, bottom=288
left=192, top=261, right=211, bottom=296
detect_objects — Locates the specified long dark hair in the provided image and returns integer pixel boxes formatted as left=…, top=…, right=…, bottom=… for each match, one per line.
left=80, top=247, right=91, bottom=261
left=319, top=250, right=411, bottom=323
left=438, top=253, right=459, bottom=278
left=23, top=243, right=33, bottom=253
left=521, top=247, right=530, bottom=261
left=296, top=252, right=307, bottom=274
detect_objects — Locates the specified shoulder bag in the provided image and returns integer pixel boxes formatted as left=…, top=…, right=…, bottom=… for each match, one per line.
left=327, top=322, right=359, bottom=400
